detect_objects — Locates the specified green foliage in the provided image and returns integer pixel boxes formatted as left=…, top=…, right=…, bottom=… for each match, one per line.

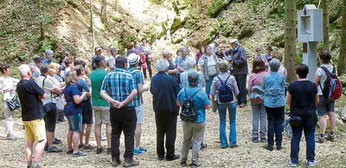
left=149, top=0, right=165, bottom=4
left=39, top=37, right=57, bottom=54
left=206, top=0, right=228, bottom=18
left=37, top=13, right=55, bottom=26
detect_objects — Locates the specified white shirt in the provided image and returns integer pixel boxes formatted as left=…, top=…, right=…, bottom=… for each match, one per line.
left=35, top=75, right=58, bottom=104
left=315, top=64, right=335, bottom=95
left=0, top=76, right=19, bottom=101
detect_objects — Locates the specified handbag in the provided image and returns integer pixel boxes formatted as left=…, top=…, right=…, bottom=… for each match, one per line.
left=6, top=96, right=21, bottom=111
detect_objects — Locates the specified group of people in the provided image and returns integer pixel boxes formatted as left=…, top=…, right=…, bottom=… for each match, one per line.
left=0, top=37, right=341, bottom=168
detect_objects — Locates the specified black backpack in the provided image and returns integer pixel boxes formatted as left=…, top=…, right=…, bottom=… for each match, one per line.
left=180, top=89, right=201, bottom=122
left=217, top=75, right=234, bottom=103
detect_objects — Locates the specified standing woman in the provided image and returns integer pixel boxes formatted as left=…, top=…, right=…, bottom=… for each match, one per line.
left=210, top=60, right=239, bottom=148
left=195, top=46, right=205, bottom=65
left=248, top=59, right=268, bottom=143
left=287, top=64, right=318, bottom=167
left=262, top=58, right=286, bottom=151
left=198, top=45, right=219, bottom=95
left=64, top=71, right=88, bottom=157
left=0, top=63, right=19, bottom=140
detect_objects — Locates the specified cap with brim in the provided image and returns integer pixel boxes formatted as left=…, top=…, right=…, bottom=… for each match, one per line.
left=229, top=39, right=238, bottom=44
left=95, top=47, right=102, bottom=52
left=267, top=46, right=273, bottom=51
left=128, top=53, right=140, bottom=65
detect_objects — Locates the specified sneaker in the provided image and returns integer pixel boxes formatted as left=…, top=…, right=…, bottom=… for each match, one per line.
left=123, top=159, right=139, bottom=167
left=230, top=144, right=238, bottom=148
left=326, top=132, right=336, bottom=142
left=166, top=154, right=180, bottom=161
left=107, top=148, right=112, bottom=155
left=134, top=148, right=144, bottom=155
left=189, top=162, right=201, bottom=167
left=200, top=143, right=207, bottom=150
left=73, top=151, right=87, bottom=157
left=6, top=134, right=18, bottom=140
left=180, top=161, right=187, bottom=167
left=276, top=145, right=282, bottom=150
left=47, top=146, right=63, bottom=153
left=263, top=145, right=274, bottom=151
left=252, top=137, right=259, bottom=143
left=84, top=144, right=94, bottom=150
left=308, top=160, right=316, bottom=167
left=139, top=147, right=147, bottom=152
left=260, top=138, right=267, bottom=143
left=317, top=134, right=325, bottom=143
left=52, top=138, right=62, bottom=145
left=290, top=162, right=297, bottom=167
left=96, top=147, right=103, bottom=154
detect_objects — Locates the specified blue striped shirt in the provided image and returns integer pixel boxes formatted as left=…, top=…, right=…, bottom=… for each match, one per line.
left=127, top=67, right=144, bottom=107
left=101, top=68, right=136, bottom=107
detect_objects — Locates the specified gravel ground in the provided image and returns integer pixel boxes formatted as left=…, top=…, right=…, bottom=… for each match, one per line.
left=0, top=92, right=345, bottom=168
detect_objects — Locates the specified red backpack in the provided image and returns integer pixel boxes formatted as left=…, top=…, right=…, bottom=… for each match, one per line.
left=320, top=66, right=342, bottom=100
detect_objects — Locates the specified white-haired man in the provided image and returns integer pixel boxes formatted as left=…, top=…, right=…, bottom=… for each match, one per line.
left=150, top=59, right=180, bottom=161
left=16, top=64, right=47, bottom=168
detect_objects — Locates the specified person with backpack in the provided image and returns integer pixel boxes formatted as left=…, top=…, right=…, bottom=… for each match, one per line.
left=314, top=50, right=341, bottom=142
left=248, top=59, right=268, bottom=143
left=262, top=58, right=286, bottom=151
left=210, top=60, right=239, bottom=148
left=177, top=71, right=211, bottom=167
left=287, top=64, right=319, bottom=167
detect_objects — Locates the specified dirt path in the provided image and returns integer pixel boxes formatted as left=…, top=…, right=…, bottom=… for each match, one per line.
left=0, top=92, right=345, bottom=168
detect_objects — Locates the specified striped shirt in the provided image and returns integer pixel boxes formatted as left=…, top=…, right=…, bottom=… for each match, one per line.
left=101, top=68, right=136, bottom=107
left=127, top=67, right=144, bottom=107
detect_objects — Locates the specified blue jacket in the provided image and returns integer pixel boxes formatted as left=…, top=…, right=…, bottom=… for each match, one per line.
left=262, top=72, right=286, bottom=108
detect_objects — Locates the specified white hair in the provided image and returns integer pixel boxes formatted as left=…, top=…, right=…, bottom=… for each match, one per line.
left=185, top=57, right=196, bottom=70
left=156, top=59, right=170, bottom=72
left=18, top=64, right=31, bottom=77
left=269, top=58, right=281, bottom=72
left=162, top=49, right=171, bottom=57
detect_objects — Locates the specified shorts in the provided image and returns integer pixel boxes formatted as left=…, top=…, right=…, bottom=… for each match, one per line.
left=23, top=119, right=46, bottom=142
left=82, top=101, right=93, bottom=124
left=43, top=110, right=57, bottom=132
left=67, top=113, right=83, bottom=132
left=93, top=106, right=110, bottom=124
left=317, top=96, right=335, bottom=116
left=135, top=105, right=144, bottom=124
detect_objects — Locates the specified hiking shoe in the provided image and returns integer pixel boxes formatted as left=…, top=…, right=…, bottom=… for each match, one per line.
left=112, top=157, right=121, bottom=167
left=290, top=162, right=297, bottom=167
left=317, top=134, right=325, bottom=143
left=47, top=146, right=63, bottom=153
left=252, top=137, right=259, bottom=143
left=230, top=144, right=238, bottom=148
left=84, top=144, right=94, bottom=150
left=276, top=145, right=282, bottom=150
left=52, top=138, right=62, bottom=145
left=166, top=154, right=180, bottom=161
left=96, top=147, right=103, bottom=154
left=107, top=148, right=112, bottom=155
left=180, top=161, right=187, bottom=167
left=260, top=138, right=267, bottom=143
left=123, top=159, right=139, bottom=167
left=134, top=148, right=144, bottom=155
left=201, top=143, right=207, bottom=150
left=189, top=162, right=201, bottom=167
left=139, top=147, right=147, bottom=152
left=263, top=145, right=274, bottom=151
left=308, top=160, right=316, bottom=167
left=326, top=132, right=336, bottom=142
left=73, top=151, right=87, bottom=157
left=6, top=134, right=18, bottom=140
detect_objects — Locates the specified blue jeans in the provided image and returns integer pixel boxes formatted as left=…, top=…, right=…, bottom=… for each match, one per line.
left=206, top=75, right=216, bottom=95
left=218, top=103, right=237, bottom=147
left=265, top=106, right=284, bottom=147
left=251, top=102, right=266, bottom=139
left=290, top=112, right=317, bottom=163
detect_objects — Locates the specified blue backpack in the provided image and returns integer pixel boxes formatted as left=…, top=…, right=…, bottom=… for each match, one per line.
left=216, top=75, right=234, bottom=103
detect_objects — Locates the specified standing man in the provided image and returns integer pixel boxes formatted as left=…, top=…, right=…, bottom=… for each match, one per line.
left=90, top=56, right=112, bottom=154
left=30, top=57, right=43, bottom=80
left=16, top=64, right=47, bottom=168
left=35, top=66, right=63, bottom=153
left=127, top=53, right=149, bottom=155
left=92, top=46, right=103, bottom=70
left=150, top=59, right=180, bottom=161
left=108, top=47, right=118, bottom=71
left=230, top=39, right=248, bottom=108
left=101, top=56, right=139, bottom=167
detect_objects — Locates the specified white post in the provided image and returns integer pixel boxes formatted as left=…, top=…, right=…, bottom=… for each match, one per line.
left=303, top=42, right=318, bottom=81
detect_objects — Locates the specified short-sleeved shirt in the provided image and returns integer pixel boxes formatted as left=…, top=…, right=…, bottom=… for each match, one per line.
left=288, top=80, right=317, bottom=112
left=315, top=64, right=336, bottom=95
left=0, top=76, right=19, bottom=101
left=75, top=78, right=90, bottom=99
left=91, top=68, right=109, bottom=107
left=127, top=67, right=144, bottom=107
left=101, top=68, right=136, bottom=107
left=178, top=87, right=210, bottom=123
left=35, top=75, right=57, bottom=105
left=16, top=79, right=45, bottom=121
left=64, top=84, right=83, bottom=116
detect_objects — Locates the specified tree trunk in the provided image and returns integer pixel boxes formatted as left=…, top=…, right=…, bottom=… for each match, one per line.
left=38, top=0, right=44, bottom=40
left=101, top=0, right=107, bottom=24
left=322, top=0, right=329, bottom=50
left=337, top=0, right=346, bottom=75
left=114, top=0, right=118, bottom=11
left=284, top=0, right=297, bottom=83
left=90, top=0, right=95, bottom=50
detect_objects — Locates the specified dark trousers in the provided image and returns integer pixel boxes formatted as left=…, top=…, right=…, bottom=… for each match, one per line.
left=143, top=61, right=152, bottom=79
left=290, top=112, right=317, bottom=163
left=110, top=106, right=137, bottom=161
left=265, top=106, right=285, bottom=147
left=234, top=74, right=247, bottom=105
left=155, top=111, right=177, bottom=159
